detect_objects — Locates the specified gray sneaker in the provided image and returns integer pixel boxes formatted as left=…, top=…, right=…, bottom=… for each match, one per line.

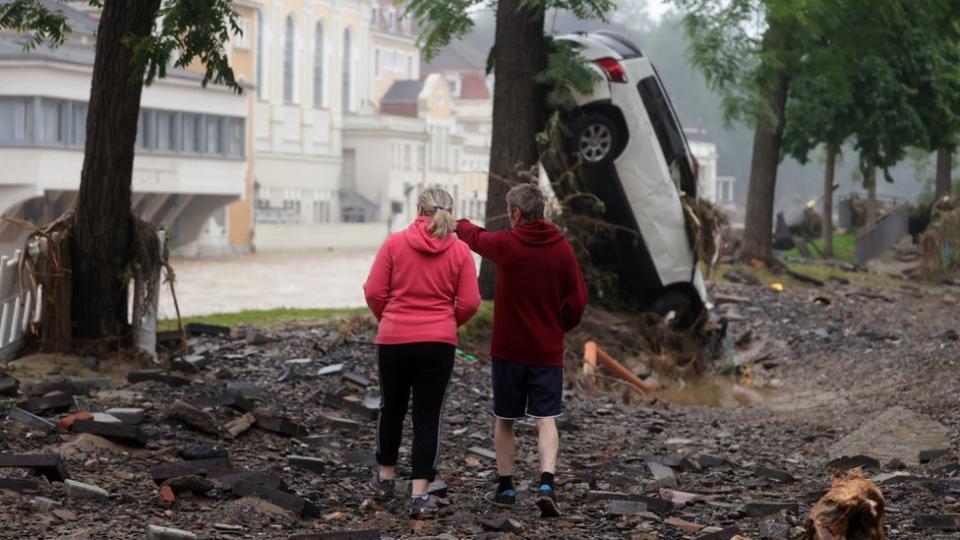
left=370, top=471, right=395, bottom=499
left=409, top=495, right=438, bottom=519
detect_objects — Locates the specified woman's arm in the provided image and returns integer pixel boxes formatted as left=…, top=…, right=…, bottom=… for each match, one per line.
left=363, top=237, right=393, bottom=320
left=454, top=250, right=481, bottom=326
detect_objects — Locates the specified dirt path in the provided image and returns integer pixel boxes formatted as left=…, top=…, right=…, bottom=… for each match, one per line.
left=2, top=281, right=959, bottom=539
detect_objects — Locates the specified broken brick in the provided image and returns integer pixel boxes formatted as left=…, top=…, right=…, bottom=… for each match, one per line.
left=606, top=499, right=647, bottom=515
left=128, top=370, right=191, bottom=388
left=150, top=458, right=234, bottom=484
left=146, top=524, right=197, bottom=540
left=225, top=412, right=255, bottom=438
left=64, top=479, right=109, bottom=500
left=341, top=372, right=372, bottom=388
left=159, top=484, right=176, bottom=504
left=230, top=479, right=320, bottom=518
left=177, top=445, right=228, bottom=461
left=103, top=408, right=146, bottom=425
left=288, top=455, right=326, bottom=474
left=665, top=516, right=702, bottom=533
left=253, top=412, right=307, bottom=437
left=167, top=400, right=222, bottom=436
left=17, top=392, right=75, bottom=414
left=71, top=420, right=148, bottom=447
left=162, top=475, right=215, bottom=495
left=0, top=477, right=41, bottom=493
left=695, top=525, right=743, bottom=540
left=0, top=453, right=69, bottom=482
left=57, top=412, right=94, bottom=430
left=213, top=470, right=287, bottom=492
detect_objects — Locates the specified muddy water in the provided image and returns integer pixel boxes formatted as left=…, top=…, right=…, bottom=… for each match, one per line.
left=655, top=375, right=781, bottom=408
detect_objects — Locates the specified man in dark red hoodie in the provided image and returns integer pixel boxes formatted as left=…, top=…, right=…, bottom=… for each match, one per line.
left=456, top=183, right=587, bottom=518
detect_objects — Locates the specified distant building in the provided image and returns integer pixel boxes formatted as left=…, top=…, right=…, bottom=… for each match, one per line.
left=0, top=6, right=248, bottom=257
left=685, top=130, right=735, bottom=212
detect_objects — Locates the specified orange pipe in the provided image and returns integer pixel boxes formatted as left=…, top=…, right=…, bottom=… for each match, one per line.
left=583, top=341, right=597, bottom=374
left=585, top=340, right=655, bottom=394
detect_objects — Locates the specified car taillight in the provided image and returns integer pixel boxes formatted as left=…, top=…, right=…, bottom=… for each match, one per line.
left=595, top=57, right=628, bottom=83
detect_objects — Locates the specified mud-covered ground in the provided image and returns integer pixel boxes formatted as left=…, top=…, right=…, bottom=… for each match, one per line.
left=2, top=277, right=960, bottom=539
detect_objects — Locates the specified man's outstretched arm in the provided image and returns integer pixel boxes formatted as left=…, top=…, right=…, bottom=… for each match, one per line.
left=456, top=219, right=504, bottom=262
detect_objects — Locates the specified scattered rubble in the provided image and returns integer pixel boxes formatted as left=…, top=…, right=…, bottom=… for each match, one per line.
left=0, top=280, right=957, bottom=538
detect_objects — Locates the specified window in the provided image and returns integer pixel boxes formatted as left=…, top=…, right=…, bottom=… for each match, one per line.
left=406, top=55, right=413, bottom=78
left=313, top=21, right=324, bottom=108
left=256, top=10, right=265, bottom=100
left=417, top=145, right=425, bottom=171
left=0, top=98, right=31, bottom=143
left=371, top=6, right=379, bottom=25
left=181, top=113, right=201, bottom=153
left=283, top=14, right=295, bottom=104
left=136, top=110, right=153, bottom=150
left=374, top=49, right=380, bottom=77
left=445, top=74, right=460, bottom=98
left=155, top=111, right=176, bottom=151
left=226, top=118, right=244, bottom=157
left=386, top=8, right=395, bottom=30
left=70, top=102, right=86, bottom=146
left=404, top=144, right=411, bottom=171
left=39, top=100, right=67, bottom=144
left=235, top=18, right=251, bottom=49
left=206, top=117, right=222, bottom=154
left=342, top=28, right=352, bottom=112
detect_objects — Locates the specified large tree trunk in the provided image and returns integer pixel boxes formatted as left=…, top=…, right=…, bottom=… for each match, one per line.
left=740, top=70, right=789, bottom=263
left=936, top=146, right=952, bottom=199
left=477, top=0, right=548, bottom=299
left=822, top=146, right=837, bottom=258
left=865, top=163, right=877, bottom=229
left=71, top=0, right=160, bottom=342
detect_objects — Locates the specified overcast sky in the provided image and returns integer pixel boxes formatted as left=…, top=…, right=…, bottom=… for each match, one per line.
left=646, top=0, right=670, bottom=20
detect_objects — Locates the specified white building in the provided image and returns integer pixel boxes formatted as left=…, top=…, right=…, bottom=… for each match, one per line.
left=0, top=18, right=247, bottom=256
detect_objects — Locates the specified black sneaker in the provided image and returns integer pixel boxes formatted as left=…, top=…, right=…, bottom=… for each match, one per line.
left=484, top=488, right=517, bottom=507
left=369, top=471, right=395, bottom=499
left=409, top=495, right=438, bottom=519
left=536, top=484, right=560, bottom=518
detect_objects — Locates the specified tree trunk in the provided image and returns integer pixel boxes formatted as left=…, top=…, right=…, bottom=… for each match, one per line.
left=70, top=0, right=160, bottom=342
left=740, top=70, right=790, bottom=263
left=865, top=163, right=877, bottom=229
left=477, top=0, right=548, bottom=299
left=936, top=146, right=952, bottom=199
left=822, top=146, right=837, bottom=259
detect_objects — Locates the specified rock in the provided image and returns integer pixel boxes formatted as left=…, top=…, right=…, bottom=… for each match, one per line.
left=342, top=371, right=372, bottom=388
left=70, top=420, right=148, bottom=447
left=64, top=479, right=109, bottom=500
left=212, top=523, right=245, bottom=532
left=467, top=446, right=496, bottom=460
left=0, top=477, right=41, bottom=493
left=146, top=524, right=198, bottom=540
left=90, top=412, right=122, bottom=423
left=230, top=479, right=320, bottom=518
left=150, top=458, right=234, bottom=484
left=697, top=454, right=735, bottom=471
left=758, top=522, right=790, bottom=539
left=288, top=455, right=325, bottom=474
left=17, top=392, right=75, bottom=414
left=827, top=455, right=881, bottom=471
left=646, top=460, right=678, bottom=488
left=0, top=453, right=69, bottom=482
left=213, top=470, right=287, bottom=492
left=162, top=475, right=215, bottom=495
left=0, top=374, right=19, bottom=396
left=828, top=406, right=952, bottom=466
left=914, top=515, right=959, bottom=531
left=103, top=408, right=145, bottom=425
left=754, top=465, right=796, bottom=483
left=245, top=327, right=271, bottom=345
left=316, top=363, right=345, bottom=376
left=695, top=525, right=743, bottom=540
left=128, top=370, right=191, bottom=388
left=665, top=516, right=702, bottom=533
left=607, top=499, right=647, bottom=515
left=741, top=501, right=798, bottom=518
left=919, top=448, right=951, bottom=464
left=167, top=400, right=222, bottom=436
left=177, top=444, right=228, bottom=461
left=479, top=516, right=523, bottom=533
left=427, top=479, right=448, bottom=497
left=185, top=322, right=231, bottom=337
left=253, top=412, right=307, bottom=437
left=225, top=412, right=256, bottom=437
left=31, top=496, right=62, bottom=512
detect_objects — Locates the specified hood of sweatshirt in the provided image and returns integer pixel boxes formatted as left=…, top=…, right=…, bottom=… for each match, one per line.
left=404, top=216, right=457, bottom=254
left=512, top=220, right=566, bottom=247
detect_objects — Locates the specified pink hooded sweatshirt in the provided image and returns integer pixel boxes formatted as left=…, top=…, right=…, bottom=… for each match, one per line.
left=364, top=216, right=481, bottom=346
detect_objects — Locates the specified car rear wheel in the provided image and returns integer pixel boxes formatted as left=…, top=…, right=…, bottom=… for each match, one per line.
left=570, top=113, right=620, bottom=166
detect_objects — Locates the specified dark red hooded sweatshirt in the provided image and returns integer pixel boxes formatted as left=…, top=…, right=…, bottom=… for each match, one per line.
left=456, top=219, right=588, bottom=367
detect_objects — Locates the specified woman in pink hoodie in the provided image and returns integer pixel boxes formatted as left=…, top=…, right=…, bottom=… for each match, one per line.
left=363, top=187, right=481, bottom=519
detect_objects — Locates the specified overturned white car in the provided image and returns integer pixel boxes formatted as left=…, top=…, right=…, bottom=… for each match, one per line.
left=546, top=30, right=709, bottom=324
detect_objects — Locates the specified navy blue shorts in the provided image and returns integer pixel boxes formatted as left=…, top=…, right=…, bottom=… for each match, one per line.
left=491, top=359, right=563, bottom=419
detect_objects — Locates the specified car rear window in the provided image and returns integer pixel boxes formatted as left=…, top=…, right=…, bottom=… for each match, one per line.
left=637, top=74, right=697, bottom=196
left=591, top=32, right=643, bottom=59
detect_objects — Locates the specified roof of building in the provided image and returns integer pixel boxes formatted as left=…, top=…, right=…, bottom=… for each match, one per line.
left=0, top=32, right=95, bottom=65
left=459, top=71, right=489, bottom=100
left=381, top=79, right=425, bottom=104
left=0, top=0, right=100, bottom=36
left=424, top=39, right=487, bottom=72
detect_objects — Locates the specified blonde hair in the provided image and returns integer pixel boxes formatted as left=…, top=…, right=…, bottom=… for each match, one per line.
left=418, top=187, right=456, bottom=238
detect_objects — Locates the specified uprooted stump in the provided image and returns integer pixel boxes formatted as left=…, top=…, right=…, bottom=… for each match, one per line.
left=806, top=469, right=885, bottom=540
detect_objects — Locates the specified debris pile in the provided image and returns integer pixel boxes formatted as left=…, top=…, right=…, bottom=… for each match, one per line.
left=0, top=280, right=958, bottom=538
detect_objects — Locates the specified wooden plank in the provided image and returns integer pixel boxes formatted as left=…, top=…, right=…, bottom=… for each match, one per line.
left=71, top=420, right=148, bottom=447
left=151, top=458, right=234, bottom=484
left=231, top=480, right=320, bottom=518
left=0, top=453, right=69, bottom=482
left=17, top=392, right=75, bottom=414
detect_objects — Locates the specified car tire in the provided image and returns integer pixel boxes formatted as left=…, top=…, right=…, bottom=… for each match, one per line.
left=569, top=113, right=621, bottom=166
left=650, top=287, right=703, bottom=329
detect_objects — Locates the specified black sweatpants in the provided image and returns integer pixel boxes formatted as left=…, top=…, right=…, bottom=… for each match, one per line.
left=376, top=342, right=455, bottom=481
